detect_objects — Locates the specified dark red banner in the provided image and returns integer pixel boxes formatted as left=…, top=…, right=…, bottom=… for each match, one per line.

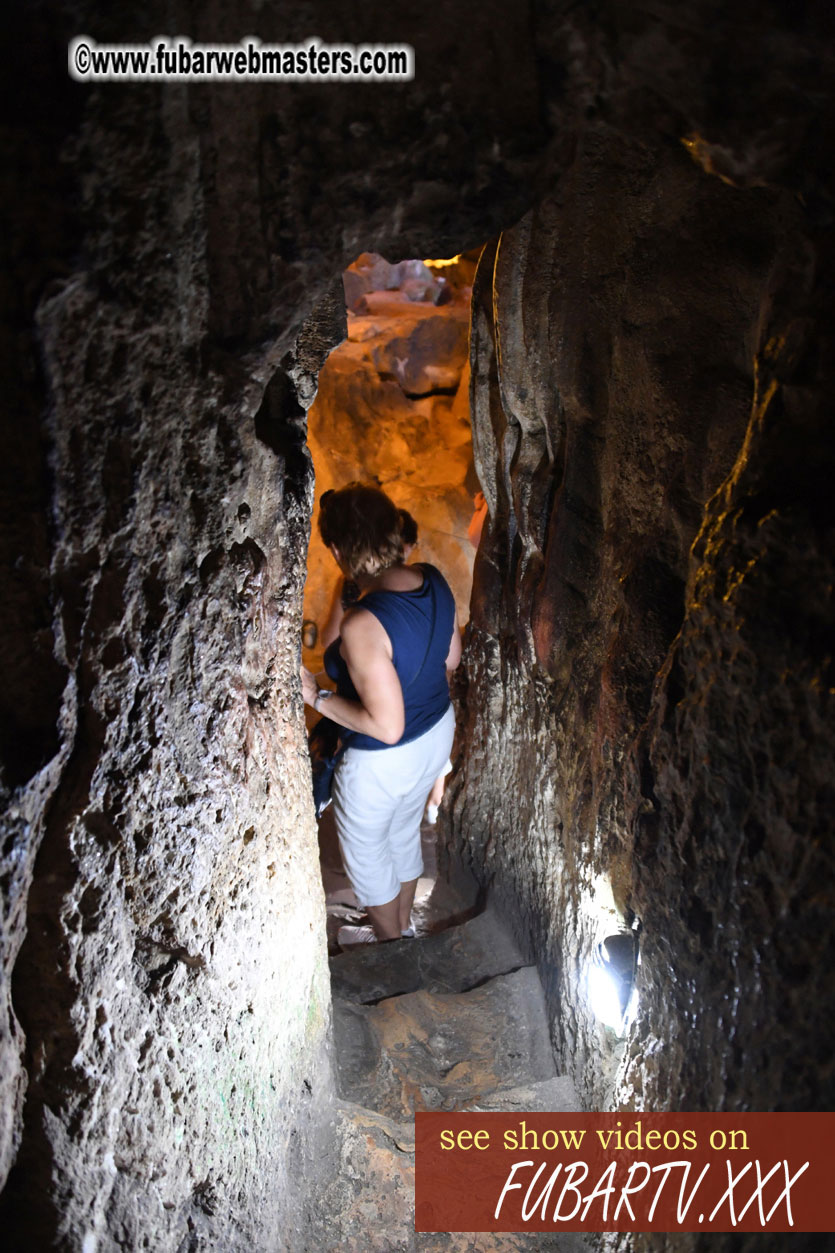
left=415, top=1113, right=833, bottom=1233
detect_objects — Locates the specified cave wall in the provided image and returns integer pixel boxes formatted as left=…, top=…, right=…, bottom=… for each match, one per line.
left=445, top=104, right=835, bottom=1111
left=1, top=62, right=344, bottom=1247
left=0, top=0, right=556, bottom=1247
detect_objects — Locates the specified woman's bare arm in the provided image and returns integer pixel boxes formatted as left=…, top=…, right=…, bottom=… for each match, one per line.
left=445, top=621, right=462, bottom=671
left=301, top=609, right=404, bottom=745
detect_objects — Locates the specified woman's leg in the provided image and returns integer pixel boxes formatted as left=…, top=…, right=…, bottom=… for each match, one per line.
left=334, top=711, right=454, bottom=943
left=427, top=773, right=445, bottom=809
left=397, top=878, right=419, bottom=932
left=388, top=709, right=456, bottom=925
left=364, top=893, right=405, bottom=940
left=357, top=878, right=418, bottom=940
left=426, top=756, right=453, bottom=820
left=332, top=749, right=402, bottom=932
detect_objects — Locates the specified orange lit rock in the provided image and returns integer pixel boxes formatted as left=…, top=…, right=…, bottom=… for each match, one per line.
left=304, top=262, right=477, bottom=665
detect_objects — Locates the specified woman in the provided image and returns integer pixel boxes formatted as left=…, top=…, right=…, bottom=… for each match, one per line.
left=300, top=484, right=460, bottom=944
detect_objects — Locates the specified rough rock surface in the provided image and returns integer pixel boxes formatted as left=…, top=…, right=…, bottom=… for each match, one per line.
left=333, top=967, right=557, bottom=1119
left=1, top=190, right=337, bottom=1249
left=2, top=1, right=554, bottom=1244
left=309, top=1104, right=588, bottom=1253
left=329, top=906, right=526, bottom=1005
left=443, top=57, right=835, bottom=1130
left=321, top=906, right=586, bottom=1252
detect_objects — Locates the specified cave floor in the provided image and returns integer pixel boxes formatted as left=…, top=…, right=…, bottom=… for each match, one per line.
left=311, top=813, right=587, bottom=1251
left=319, top=807, right=473, bottom=954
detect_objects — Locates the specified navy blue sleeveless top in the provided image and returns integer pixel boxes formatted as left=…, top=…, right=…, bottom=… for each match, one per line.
left=323, top=563, right=455, bottom=751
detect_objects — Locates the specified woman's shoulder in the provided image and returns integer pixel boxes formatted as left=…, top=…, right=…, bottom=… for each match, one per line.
left=368, top=563, right=425, bottom=594
left=339, top=603, right=395, bottom=659
left=341, top=602, right=390, bottom=634
left=420, top=562, right=453, bottom=595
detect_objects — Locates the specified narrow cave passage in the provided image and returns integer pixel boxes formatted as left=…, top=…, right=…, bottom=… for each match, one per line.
left=298, top=251, right=592, bottom=1251
left=293, top=187, right=835, bottom=1242
left=302, top=250, right=485, bottom=950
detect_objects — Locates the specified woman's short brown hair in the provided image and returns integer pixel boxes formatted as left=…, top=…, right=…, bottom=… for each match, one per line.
left=318, top=483, right=404, bottom=579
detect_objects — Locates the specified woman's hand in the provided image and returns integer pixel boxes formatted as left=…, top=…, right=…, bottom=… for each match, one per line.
left=300, top=664, right=319, bottom=708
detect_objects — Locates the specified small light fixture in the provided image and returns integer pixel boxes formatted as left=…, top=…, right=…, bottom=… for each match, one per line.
left=588, top=931, right=638, bottom=1033
left=301, top=620, right=318, bottom=650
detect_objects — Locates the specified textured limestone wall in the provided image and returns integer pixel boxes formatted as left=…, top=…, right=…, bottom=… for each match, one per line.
left=0, top=0, right=559, bottom=1247
left=0, top=77, right=343, bottom=1246
left=444, top=109, right=835, bottom=1115
left=8, top=278, right=336, bottom=1249
left=621, top=230, right=835, bottom=1116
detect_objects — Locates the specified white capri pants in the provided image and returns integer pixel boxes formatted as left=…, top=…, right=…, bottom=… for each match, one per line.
left=332, top=705, right=455, bottom=907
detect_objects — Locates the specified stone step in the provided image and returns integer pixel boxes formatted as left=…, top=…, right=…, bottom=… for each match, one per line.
left=330, top=906, right=527, bottom=1004
left=333, top=966, right=556, bottom=1120
left=459, top=1075, right=582, bottom=1114
left=305, top=1103, right=589, bottom=1253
